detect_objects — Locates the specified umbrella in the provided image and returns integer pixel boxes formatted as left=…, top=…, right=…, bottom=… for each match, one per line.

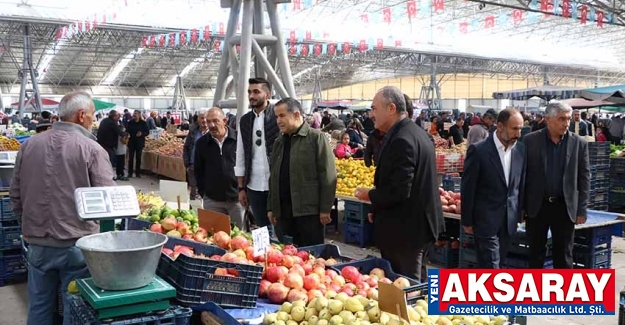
left=11, top=98, right=59, bottom=112
left=579, top=85, right=625, bottom=104
left=559, top=98, right=618, bottom=109
left=93, top=99, right=116, bottom=111
left=492, top=86, right=583, bottom=100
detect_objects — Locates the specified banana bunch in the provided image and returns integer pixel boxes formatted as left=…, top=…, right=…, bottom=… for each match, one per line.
left=137, top=191, right=164, bottom=213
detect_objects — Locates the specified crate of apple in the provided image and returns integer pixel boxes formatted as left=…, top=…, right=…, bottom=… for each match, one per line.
left=439, top=188, right=461, bottom=214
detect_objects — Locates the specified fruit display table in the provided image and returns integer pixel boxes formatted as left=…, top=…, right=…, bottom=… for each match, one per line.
left=155, top=154, right=186, bottom=181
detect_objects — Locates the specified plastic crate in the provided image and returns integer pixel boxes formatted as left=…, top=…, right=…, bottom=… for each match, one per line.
left=504, top=255, right=553, bottom=269
left=0, top=253, right=27, bottom=277
left=575, top=260, right=611, bottom=269
left=0, top=197, right=14, bottom=221
left=297, top=244, right=356, bottom=264
left=342, top=220, right=374, bottom=248
left=590, top=164, right=610, bottom=180
left=442, top=218, right=461, bottom=239
left=158, top=239, right=262, bottom=308
left=611, top=158, right=625, bottom=174
left=330, top=258, right=427, bottom=305
left=343, top=201, right=370, bottom=224
left=588, top=142, right=610, bottom=156
left=190, top=302, right=240, bottom=325
left=610, top=178, right=625, bottom=191
left=590, top=156, right=610, bottom=166
left=590, top=179, right=609, bottom=192
left=610, top=190, right=625, bottom=204
left=127, top=218, right=153, bottom=230
left=590, top=190, right=608, bottom=203
left=575, top=225, right=612, bottom=246
left=68, top=294, right=192, bottom=325
left=0, top=220, right=21, bottom=249
left=427, top=241, right=459, bottom=268
left=573, top=243, right=612, bottom=268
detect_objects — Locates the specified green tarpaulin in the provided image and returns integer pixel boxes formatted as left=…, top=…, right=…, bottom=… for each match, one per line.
left=93, top=99, right=116, bottom=111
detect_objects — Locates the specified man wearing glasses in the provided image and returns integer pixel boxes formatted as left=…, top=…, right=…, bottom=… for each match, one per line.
left=235, top=78, right=280, bottom=234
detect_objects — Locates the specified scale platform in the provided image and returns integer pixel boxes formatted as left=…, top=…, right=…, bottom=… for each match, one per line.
left=76, top=275, right=176, bottom=319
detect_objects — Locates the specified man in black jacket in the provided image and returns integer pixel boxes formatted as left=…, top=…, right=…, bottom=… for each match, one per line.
left=97, top=110, right=122, bottom=167
left=126, top=110, right=149, bottom=178
left=195, top=107, right=245, bottom=229
left=183, top=109, right=208, bottom=199
left=355, top=86, right=444, bottom=282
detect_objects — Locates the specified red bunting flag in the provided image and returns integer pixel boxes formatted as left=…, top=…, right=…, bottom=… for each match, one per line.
left=305, top=31, right=312, bottom=41
left=394, top=39, right=402, bottom=47
left=313, top=44, right=322, bottom=56
left=382, top=7, right=392, bottom=23
left=204, top=26, right=210, bottom=40
left=459, top=22, right=468, bottom=34
left=180, top=31, right=187, bottom=45
left=328, top=43, right=336, bottom=55
left=191, top=29, right=198, bottom=43
left=361, top=14, right=369, bottom=24
left=433, top=0, right=444, bottom=12
left=342, top=42, right=351, bottom=53
left=293, top=0, right=301, bottom=10
left=141, top=36, right=148, bottom=47
left=149, top=36, right=156, bottom=47
left=92, top=14, right=98, bottom=29
left=102, top=14, right=107, bottom=24
left=214, top=40, right=221, bottom=52
left=289, top=44, right=296, bottom=55
left=581, top=5, right=588, bottom=24
left=301, top=44, right=309, bottom=56
left=407, top=1, right=417, bottom=18
left=218, top=23, right=225, bottom=35
left=56, top=28, right=63, bottom=40
left=485, top=15, right=495, bottom=28
left=159, top=35, right=165, bottom=47
left=597, top=10, right=604, bottom=27
left=512, top=9, right=523, bottom=24
left=540, top=0, right=548, bottom=11
left=289, top=31, right=296, bottom=43
left=169, top=33, right=175, bottom=47
left=562, top=0, right=570, bottom=18
left=358, top=40, right=367, bottom=52
left=376, top=38, right=384, bottom=49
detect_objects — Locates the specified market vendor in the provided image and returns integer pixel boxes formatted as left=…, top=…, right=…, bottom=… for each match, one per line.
left=10, top=91, right=116, bottom=324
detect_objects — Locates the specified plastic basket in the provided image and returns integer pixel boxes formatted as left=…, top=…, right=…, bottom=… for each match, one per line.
left=427, top=241, right=459, bottom=268
left=0, top=220, right=21, bottom=249
left=588, top=142, right=610, bottom=155
left=342, top=221, right=374, bottom=248
left=0, top=253, right=27, bottom=278
left=575, top=225, right=612, bottom=246
left=68, top=294, right=192, bottom=325
left=590, top=190, right=608, bottom=204
left=590, top=156, right=610, bottom=166
left=611, top=158, right=625, bottom=175
left=190, top=302, right=241, bottom=325
left=590, top=164, right=610, bottom=180
left=590, top=179, right=609, bottom=192
left=297, top=244, right=356, bottom=264
left=573, top=243, right=612, bottom=268
left=158, top=239, right=262, bottom=308
left=330, top=257, right=427, bottom=305
left=0, top=197, right=14, bottom=221
left=127, top=218, right=153, bottom=230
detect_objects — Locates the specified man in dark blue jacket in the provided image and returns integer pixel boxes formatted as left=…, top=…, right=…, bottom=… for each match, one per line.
left=461, top=108, right=526, bottom=269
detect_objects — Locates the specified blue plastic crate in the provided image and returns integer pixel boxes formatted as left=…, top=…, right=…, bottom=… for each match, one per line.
left=68, top=294, right=192, bottom=325
left=330, top=258, right=428, bottom=305
left=427, top=241, right=459, bottom=268
left=611, top=158, right=625, bottom=174
left=342, top=220, right=374, bottom=248
left=590, top=179, right=609, bottom=192
left=589, top=142, right=610, bottom=156
left=0, top=220, right=21, bottom=249
left=0, top=197, right=14, bottom=221
left=343, top=201, right=370, bottom=223
left=590, top=156, right=610, bottom=166
left=504, top=255, right=553, bottom=269
left=127, top=218, right=153, bottom=230
left=573, top=243, right=612, bottom=268
left=190, top=302, right=241, bottom=325
left=575, top=225, right=612, bottom=246
left=590, top=164, right=610, bottom=180
left=158, top=238, right=261, bottom=309
left=0, top=253, right=26, bottom=278
left=297, top=244, right=356, bottom=264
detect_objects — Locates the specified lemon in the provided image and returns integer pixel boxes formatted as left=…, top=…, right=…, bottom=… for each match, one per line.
left=67, top=280, right=79, bottom=294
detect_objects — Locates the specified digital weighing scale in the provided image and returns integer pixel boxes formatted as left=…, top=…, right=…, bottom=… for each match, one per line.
left=74, top=185, right=176, bottom=320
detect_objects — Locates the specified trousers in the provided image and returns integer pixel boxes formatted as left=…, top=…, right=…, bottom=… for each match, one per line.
left=27, top=244, right=90, bottom=325
left=203, top=197, right=246, bottom=229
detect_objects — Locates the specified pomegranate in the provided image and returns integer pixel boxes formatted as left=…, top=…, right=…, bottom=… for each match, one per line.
left=161, top=248, right=173, bottom=256
left=292, top=256, right=304, bottom=266
left=244, top=246, right=256, bottom=261
left=341, top=266, right=360, bottom=284
left=393, top=277, right=411, bottom=289
left=313, top=267, right=325, bottom=278
left=357, top=289, right=367, bottom=297
left=303, top=274, right=321, bottom=291
left=282, top=255, right=295, bottom=268
left=150, top=223, right=164, bottom=234
left=303, top=263, right=313, bottom=275
left=230, top=236, right=251, bottom=251
left=323, top=275, right=333, bottom=285
left=365, top=276, right=378, bottom=288
left=160, top=217, right=177, bottom=231
left=176, top=222, right=190, bottom=235
left=182, top=234, right=193, bottom=240
left=325, top=269, right=338, bottom=279
left=213, top=231, right=231, bottom=250
left=193, top=234, right=207, bottom=243
left=328, top=283, right=341, bottom=292
left=366, top=288, right=379, bottom=300
left=356, top=281, right=370, bottom=291
left=267, top=283, right=289, bottom=304
left=166, top=230, right=182, bottom=238
left=215, top=268, right=229, bottom=276
left=296, top=250, right=311, bottom=262
left=233, top=249, right=246, bottom=259
left=209, top=255, right=222, bottom=260
left=307, top=289, right=323, bottom=301
left=369, top=267, right=385, bottom=279
left=284, top=273, right=304, bottom=290
left=195, top=227, right=208, bottom=237
left=265, top=266, right=289, bottom=283
left=221, top=253, right=239, bottom=263
left=266, top=249, right=283, bottom=264
left=282, top=245, right=298, bottom=256
left=289, top=264, right=305, bottom=278
left=286, top=288, right=308, bottom=303
left=259, top=279, right=272, bottom=297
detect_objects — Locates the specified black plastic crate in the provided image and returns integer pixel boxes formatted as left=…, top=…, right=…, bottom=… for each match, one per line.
left=330, top=258, right=427, bottom=305
left=69, top=294, right=192, bottom=325
left=589, top=142, right=610, bottom=156
left=611, top=178, right=625, bottom=191
left=610, top=190, right=625, bottom=204
left=590, top=190, right=608, bottom=204
left=342, top=220, right=374, bottom=248
left=590, top=179, right=609, bottom=192
left=0, top=252, right=26, bottom=278
left=0, top=197, right=14, bottom=221
left=573, top=243, right=612, bottom=268
left=590, top=164, right=610, bottom=180
left=575, top=260, right=611, bottom=269
left=297, top=243, right=356, bottom=264
left=442, top=218, right=460, bottom=239
left=158, top=241, right=261, bottom=308
left=428, top=240, right=459, bottom=268
left=459, top=247, right=477, bottom=264
left=592, top=204, right=609, bottom=211
left=590, top=156, right=610, bottom=166
left=505, top=255, right=553, bottom=269
left=0, top=220, right=21, bottom=250
left=575, top=225, right=612, bottom=246
left=611, top=158, right=625, bottom=174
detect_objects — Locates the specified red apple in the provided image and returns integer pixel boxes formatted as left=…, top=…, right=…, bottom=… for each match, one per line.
left=267, top=283, right=289, bottom=304
left=230, top=236, right=251, bottom=251
left=233, top=249, right=246, bottom=259
left=149, top=223, right=164, bottom=234
left=259, top=279, right=272, bottom=297
left=307, top=289, right=323, bottom=301
left=356, top=281, right=370, bottom=291
left=213, top=231, right=231, bottom=250
left=267, top=249, right=283, bottom=264
left=284, top=273, right=304, bottom=290
left=289, top=264, right=305, bottom=278
left=266, top=266, right=289, bottom=283
left=303, top=263, right=313, bottom=275
left=325, top=269, right=338, bottom=279
left=341, top=266, right=360, bottom=284
left=282, top=255, right=295, bottom=268
left=329, top=284, right=341, bottom=292
left=245, top=246, right=256, bottom=261
left=366, top=288, right=379, bottom=300
left=195, top=227, right=208, bottom=237
left=303, top=274, right=321, bottom=291
left=292, top=256, right=304, bottom=266
left=182, top=234, right=193, bottom=240
left=380, top=277, right=392, bottom=284
left=313, top=267, right=325, bottom=278
left=215, top=268, right=229, bottom=276
left=282, top=245, right=298, bottom=256
left=357, top=289, right=367, bottom=297
left=366, top=276, right=378, bottom=288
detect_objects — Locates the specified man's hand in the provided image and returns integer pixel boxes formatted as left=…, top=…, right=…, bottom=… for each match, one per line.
left=367, top=213, right=373, bottom=224
left=238, top=190, right=248, bottom=208
left=137, top=131, right=142, bottom=137
left=268, top=212, right=277, bottom=225
left=576, top=216, right=587, bottom=225
left=463, top=226, right=473, bottom=234
left=354, top=187, right=371, bottom=202
left=357, top=144, right=364, bottom=150
left=320, top=212, right=331, bottom=225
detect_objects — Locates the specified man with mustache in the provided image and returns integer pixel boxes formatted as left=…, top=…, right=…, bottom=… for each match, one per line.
left=195, top=107, right=245, bottom=229
left=461, top=108, right=526, bottom=269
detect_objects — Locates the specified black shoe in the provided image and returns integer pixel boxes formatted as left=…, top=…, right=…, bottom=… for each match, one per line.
left=136, top=174, right=141, bottom=178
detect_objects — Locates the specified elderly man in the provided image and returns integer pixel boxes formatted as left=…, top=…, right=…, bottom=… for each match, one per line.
left=195, top=107, right=245, bottom=229
left=10, top=91, right=116, bottom=325
left=267, top=98, right=337, bottom=246
left=97, top=109, right=122, bottom=168
left=466, top=109, right=497, bottom=146
left=524, top=102, right=590, bottom=269
left=183, top=108, right=208, bottom=199
left=355, top=86, right=444, bottom=282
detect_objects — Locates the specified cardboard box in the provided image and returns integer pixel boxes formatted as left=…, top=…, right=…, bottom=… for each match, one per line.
left=157, top=154, right=186, bottom=181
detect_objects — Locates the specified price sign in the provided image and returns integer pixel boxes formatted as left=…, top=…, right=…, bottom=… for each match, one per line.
left=4, top=129, right=15, bottom=137
left=252, top=226, right=270, bottom=257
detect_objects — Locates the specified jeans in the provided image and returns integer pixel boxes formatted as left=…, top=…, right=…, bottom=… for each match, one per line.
left=128, top=145, right=143, bottom=176
left=27, top=244, right=90, bottom=325
left=247, top=189, right=274, bottom=237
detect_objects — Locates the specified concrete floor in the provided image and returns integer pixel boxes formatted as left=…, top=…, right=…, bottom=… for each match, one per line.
left=0, top=174, right=623, bottom=325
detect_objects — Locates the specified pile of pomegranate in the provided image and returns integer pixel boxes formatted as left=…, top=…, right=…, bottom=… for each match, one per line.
left=149, top=217, right=210, bottom=243
left=439, top=188, right=461, bottom=214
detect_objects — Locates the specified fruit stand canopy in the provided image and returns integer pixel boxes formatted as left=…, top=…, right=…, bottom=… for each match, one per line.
left=10, top=98, right=59, bottom=113
left=492, top=86, right=584, bottom=101
left=559, top=98, right=620, bottom=109
left=580, top=85, right=625, bottom=104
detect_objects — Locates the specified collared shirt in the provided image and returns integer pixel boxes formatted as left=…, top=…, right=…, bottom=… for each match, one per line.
left=234, top=109, right=270, bottom=191
left=212, top=129, right=229, bottom=154
left=544, top=130, right=568, bottom=197
left=492, top=133, right=515, bottom=186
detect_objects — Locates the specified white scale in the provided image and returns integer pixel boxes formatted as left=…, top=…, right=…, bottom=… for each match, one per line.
left=0, top=151, right=18, bottom=164
left=74, top=185, right=141, bottom=221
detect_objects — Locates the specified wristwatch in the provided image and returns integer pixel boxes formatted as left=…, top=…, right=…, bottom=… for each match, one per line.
left=238, top=187, right=246, bottom=192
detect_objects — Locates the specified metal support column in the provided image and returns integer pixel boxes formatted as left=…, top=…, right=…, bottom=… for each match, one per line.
left=236, top=0, right=255, bottom=119
left=253, top=0, right=265, bottom=79
left=311, top=72, right=323, bottom=110
left=418, top=62, right=443, bottom=110
left=543, top=67, right=551, bottom=85
left=18, top=24, right=42, bottom=117
left=595, top=70, right=600, bottom=88
left=172, top=76, right=187, bottom=111
left=212, top=0, right=242, bottom=106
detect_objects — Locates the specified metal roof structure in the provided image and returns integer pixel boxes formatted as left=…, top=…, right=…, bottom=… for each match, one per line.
left=0, top=0, right=624, bottom=97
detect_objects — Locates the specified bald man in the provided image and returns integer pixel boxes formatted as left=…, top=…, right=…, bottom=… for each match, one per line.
left=194, top=107, right=245, bottom=229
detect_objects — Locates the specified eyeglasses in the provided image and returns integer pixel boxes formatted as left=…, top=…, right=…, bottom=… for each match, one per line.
left=255, top=130, right=262, bottom=147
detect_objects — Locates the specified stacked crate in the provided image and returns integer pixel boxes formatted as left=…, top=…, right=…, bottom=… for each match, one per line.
left=610, top=157, right=625, bottom=213
left=342, top=201, right=374, bottom=248
left=428, top=218, right=460, bottom=268
left=588, top=142, right=610, bottom=211
left=573, top=225, right=613, bottom=269
left=0, top=196, right=26, bottom=287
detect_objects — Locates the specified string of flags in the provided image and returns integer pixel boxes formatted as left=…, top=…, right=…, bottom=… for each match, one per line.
left=55, top=0, right=129, bottom=40
left=138, top=0, right=616, bottom=54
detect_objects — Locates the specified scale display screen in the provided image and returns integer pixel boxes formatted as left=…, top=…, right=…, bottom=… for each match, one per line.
left=75, top=186, right=141, bottom=221
left=81, top=191, right=108, bottom=214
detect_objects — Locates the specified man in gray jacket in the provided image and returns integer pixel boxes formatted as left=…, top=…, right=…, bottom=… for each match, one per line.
left=10, top=91, right=116, bottom=325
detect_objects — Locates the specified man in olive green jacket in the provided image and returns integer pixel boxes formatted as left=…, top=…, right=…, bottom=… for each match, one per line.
left=267, top=98, right=337, bottom=246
